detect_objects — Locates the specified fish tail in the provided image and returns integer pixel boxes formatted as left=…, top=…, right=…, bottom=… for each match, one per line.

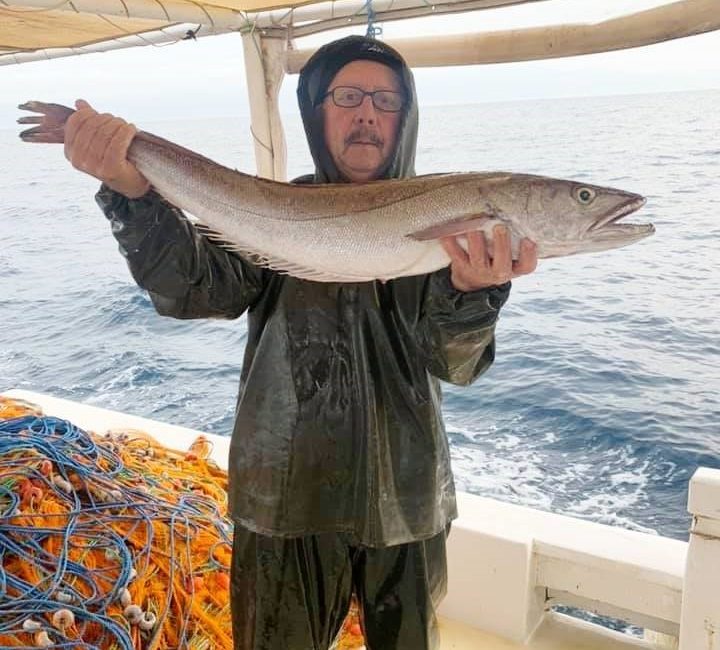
left=17, top=101, right=75, bottom=143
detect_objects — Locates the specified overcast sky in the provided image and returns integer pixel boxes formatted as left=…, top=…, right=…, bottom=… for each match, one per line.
left=1, top=0, right=719, bottom=125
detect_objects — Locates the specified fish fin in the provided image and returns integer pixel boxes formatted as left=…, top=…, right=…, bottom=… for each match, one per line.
left=191, top=223, right=375, bottom=283
left=192, top=223, right=228, bottom=242
left=407, top=214, right=496, bottom=241
left=17, top=101, right=75, bottom=143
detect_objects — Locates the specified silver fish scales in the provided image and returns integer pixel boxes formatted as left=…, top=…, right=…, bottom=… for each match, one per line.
left=19, top=101, right=653, bottom=283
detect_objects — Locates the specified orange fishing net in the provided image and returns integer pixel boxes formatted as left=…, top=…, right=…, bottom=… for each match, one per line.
left=0, top=396, right=365, bottom=650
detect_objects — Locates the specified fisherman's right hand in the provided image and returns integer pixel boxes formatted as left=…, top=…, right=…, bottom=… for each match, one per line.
left=64, top=99, right=151, bottom=199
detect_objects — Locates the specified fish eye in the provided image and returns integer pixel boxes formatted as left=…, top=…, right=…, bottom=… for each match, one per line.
left=575, top=187, right=596, bottom=205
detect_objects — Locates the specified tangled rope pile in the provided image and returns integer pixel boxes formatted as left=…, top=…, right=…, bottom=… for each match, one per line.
left=0, top=396, right=365, bottom=649
left=0, top=396, right=232, bottom=649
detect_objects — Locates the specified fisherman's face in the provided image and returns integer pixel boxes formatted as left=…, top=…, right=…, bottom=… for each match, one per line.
left=322, top=60, right=403, bottom=182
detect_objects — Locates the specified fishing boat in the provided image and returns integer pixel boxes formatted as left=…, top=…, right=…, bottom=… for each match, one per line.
left=2, top=0, right=719, bottom=648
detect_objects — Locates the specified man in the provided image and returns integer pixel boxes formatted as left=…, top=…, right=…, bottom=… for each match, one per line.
left=64, top=35, right=537, bottom=650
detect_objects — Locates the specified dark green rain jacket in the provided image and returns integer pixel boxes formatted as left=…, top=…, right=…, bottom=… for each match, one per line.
left=96, top=36, right=511, bottom=547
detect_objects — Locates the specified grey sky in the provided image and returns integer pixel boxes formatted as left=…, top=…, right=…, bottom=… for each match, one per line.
left=1, top=0, right=719, bottom=124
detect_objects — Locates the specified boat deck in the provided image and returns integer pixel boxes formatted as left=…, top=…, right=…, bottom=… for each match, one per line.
left=440, top=613, right=662, bottom=649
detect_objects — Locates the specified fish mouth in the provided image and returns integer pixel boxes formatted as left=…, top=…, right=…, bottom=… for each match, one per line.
left=589, top=196, right=651, bottom=233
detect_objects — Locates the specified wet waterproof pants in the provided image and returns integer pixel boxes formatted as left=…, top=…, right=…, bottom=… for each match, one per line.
left=230, top=525, right=449, bottom=650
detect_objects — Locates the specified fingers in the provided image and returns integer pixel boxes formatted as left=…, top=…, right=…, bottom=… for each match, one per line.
left=64, top=107, right=97, bottom=163
left=443, top=224, right=538, bottom=292
left=68, top=113, right=117, bottom=173
left=101, top=124, right=151, bottom=197
left=466, top=231, right=489, bottom=270
left=441, top=232, right=490, bottom=271
left=512, top=239, right=538, bottom=276
left=63, top=101, right=148, bottom=197
left=490, top=225, right=512, bottom=281
left=64, top=104, right=117, bottom=172
left=440, top=236, right=469, bottom=266
left=101, top=123, right=137, bottom=174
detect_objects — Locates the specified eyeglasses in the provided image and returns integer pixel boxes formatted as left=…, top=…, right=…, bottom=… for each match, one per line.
left=322, top=86, right=405, bottom=113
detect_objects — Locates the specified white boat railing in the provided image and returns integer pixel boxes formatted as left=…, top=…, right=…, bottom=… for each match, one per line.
left=442, top=491, right=686, bottom=643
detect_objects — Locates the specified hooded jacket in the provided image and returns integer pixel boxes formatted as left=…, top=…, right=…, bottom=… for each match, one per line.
left=296, top=35, right=418, bottom=183
left=95, top=35, right=511, bottom=547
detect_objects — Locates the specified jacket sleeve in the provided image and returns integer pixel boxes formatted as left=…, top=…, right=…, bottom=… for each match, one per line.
left=412, top=267, right=511, bottom=386
left=96, top=184, right=267, bottom=320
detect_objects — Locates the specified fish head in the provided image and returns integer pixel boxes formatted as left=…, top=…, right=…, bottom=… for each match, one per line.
left=504, top=176, right=654, bottom=257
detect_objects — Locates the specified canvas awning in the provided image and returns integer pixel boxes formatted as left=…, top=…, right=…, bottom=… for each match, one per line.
left=3, top=0, right=719, bottom=67
left=0, top=0, right=543, bottom=65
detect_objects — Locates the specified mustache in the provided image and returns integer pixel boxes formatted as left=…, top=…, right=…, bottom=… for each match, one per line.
left=345, top=128, right=383, bottom=147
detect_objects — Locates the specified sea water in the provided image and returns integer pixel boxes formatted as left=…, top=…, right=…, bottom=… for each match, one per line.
left=1, top=90, right=718, bottom=549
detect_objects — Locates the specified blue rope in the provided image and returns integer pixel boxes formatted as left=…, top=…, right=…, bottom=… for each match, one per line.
left=0, top=414, right=233, bottom=649
left=364, top=0, right=383, bottom=38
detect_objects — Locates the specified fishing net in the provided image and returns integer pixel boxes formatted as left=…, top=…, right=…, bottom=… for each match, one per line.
left=0, top=396, right=365, bottom=650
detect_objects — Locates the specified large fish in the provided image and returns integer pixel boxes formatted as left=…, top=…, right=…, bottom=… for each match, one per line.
left=18, top=101, right=653, bottom=283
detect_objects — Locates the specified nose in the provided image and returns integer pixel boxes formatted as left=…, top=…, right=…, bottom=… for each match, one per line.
left=353, top=94, right=377, bottom=125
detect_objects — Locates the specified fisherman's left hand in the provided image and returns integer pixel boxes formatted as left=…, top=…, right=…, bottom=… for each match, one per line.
left=441, top=225, right=538, bottom=292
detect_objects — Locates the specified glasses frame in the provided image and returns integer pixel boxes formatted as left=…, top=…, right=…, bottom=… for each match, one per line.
left=321, top=86, right=405, bottom=113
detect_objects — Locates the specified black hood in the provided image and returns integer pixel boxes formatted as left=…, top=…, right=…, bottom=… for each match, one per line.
left=296, top=35, right=418, bottom=183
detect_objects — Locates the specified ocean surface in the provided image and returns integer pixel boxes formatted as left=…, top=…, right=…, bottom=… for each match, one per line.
left=1, top=90, right=718, bottom=552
